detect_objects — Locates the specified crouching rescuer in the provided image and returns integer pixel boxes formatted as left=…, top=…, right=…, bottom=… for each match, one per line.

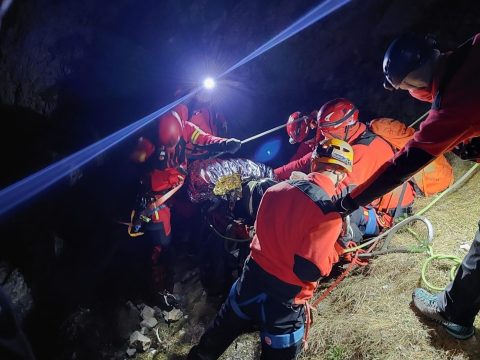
left=187, top=139, right=354, bottom=360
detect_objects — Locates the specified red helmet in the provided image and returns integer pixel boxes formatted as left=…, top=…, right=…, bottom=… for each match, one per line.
left=158, top=109, right=184, bottom=148
left=286, top=112, right=309, bottom=144
left=316, top=98, right=359, bottom=140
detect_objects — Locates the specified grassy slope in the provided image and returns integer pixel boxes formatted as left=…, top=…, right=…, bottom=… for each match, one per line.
left=303, top=157, right=480, bottom=360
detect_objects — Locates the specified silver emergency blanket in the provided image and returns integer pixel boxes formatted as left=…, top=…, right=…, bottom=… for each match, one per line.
left=187, top=158, right=275, bottom=203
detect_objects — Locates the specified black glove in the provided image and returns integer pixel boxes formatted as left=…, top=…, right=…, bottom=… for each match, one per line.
left=452, top=137, right=480, bottom=161
left=224, top=138, right=242, bottom=154
left=334, top=193, right=359, bottom=216
left=205, top=138, right=242, bottom=155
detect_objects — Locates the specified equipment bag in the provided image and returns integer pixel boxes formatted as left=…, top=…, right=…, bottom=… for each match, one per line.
left=370, top=118, right=454, bottom=196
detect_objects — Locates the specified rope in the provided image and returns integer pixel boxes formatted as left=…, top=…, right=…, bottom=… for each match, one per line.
left=416, top=163, right=479, bottom=216
left=241, top=115, right=309, bottom=144
left=409, top=110, right=429, bottom=128
left=421, top=250, right=462, bottom=292
left=342, top=215, right=434, bottom=255
left=416, top=163, right=478, bottom=291
left=313, top=162, right=479, bottom=303
left=208, top=115, right=309, bottom=159
left=312, top=216, right=433, bottom=308
left=312, top=251, right=369, bottom=308
left=207, top=222, right=252, bottom=243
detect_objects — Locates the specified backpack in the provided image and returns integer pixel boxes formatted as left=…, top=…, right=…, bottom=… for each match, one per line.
left=369, top=118, right=454, bottom=196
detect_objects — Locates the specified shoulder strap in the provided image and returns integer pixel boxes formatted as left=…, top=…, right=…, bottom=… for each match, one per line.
left=433, top=37, right=474, bottom=110
left=351, top=129, right=376, bottom=146
left=287, top=179, right=336, bottom=214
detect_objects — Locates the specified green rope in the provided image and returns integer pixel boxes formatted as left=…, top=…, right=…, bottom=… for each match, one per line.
left=416, top=163, right=479, bottom=216
left=417, top=164, right=478, bottom=291
left=409, top=111, right=429, bottom=128
left=421, top=251, right=462, bottom=292
left=343, top=163, right=478, bottom=292
left=342, top=110, right=479, bottom=291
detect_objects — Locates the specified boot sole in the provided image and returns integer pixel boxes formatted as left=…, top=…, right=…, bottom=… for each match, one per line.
left=413, top=296, right=475, bottom=340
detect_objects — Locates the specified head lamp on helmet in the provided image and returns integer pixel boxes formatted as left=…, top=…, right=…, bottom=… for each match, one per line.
left=311, top=138, right=353, bottom=173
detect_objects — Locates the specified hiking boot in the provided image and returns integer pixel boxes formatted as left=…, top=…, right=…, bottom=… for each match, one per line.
left=412, top=288, right=475, bottom=340
left=156, top=290, right=181, bottom=312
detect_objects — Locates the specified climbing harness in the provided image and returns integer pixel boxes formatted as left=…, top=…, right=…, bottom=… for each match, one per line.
left=118, top=181, right=184, bottom=237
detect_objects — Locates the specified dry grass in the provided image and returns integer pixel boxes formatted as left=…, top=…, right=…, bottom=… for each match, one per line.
left=303, top=157, right=480, bottom=360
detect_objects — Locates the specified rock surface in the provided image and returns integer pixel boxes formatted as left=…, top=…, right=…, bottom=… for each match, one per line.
left=140, top=317, right=158, bottom=329
left=129, top=331, right=151, bottom=352
left=140, top=305, right=155, bottom=321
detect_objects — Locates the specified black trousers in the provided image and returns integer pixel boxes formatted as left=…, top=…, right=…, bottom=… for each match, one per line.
left=145, top=221, right=175, bottom=293
left=188, top=260, right=305, bottom=360
left=438, top=221, right=480, bottom=326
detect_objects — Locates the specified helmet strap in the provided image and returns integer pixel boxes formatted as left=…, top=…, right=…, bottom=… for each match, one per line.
left=343, top=124, right=353, bottom=141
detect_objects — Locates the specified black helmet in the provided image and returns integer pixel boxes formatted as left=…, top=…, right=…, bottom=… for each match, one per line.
left=383, top=34, right=437, bottom=90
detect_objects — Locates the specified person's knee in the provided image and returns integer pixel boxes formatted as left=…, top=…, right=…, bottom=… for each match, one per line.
left=260, top=326, right=304, bottom=351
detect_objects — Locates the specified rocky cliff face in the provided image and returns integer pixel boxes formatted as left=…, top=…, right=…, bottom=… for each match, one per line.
left=1, top=0, right=479, bottom=129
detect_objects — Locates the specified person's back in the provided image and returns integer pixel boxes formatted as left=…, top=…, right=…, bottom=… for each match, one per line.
left=339, top=123, right=389, bottom=188
left=251, top=173, right=342, bottom=303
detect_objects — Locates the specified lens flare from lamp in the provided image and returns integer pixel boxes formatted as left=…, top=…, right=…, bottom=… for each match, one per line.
left=254, top=138, right=282, bottom=163
left=203, top=77, right=216, bottom=90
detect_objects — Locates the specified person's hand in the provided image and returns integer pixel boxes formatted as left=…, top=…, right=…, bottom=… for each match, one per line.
left=334, top=193, right=359, bottom=216
left=224, top=138, right=242, bottom=154
left=452, top=137, right=480, bottom=161
left=204, top=139, right=241, bottom=155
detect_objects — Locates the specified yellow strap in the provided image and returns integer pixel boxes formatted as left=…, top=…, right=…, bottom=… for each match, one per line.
left=151, top=179, right=184, bottom=207
left=122, top=181, right=184, bottom=238
left=127, top=210, right=144, bottom=237
left=191, top=129, right=201, bottom=144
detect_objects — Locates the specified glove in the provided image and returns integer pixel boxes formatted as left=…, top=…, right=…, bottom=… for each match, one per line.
left=334, top=193, right=359, bottom=216
left=224, top=138, right=242, bottom=154
left=205, top=138, right=242, bottom=154
left=452, top=137, right=480, bottom=161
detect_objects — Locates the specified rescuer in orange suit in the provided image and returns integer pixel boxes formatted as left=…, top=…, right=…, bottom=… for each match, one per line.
left=336, top=33, right=480, bottom=340
left=174, top=87, right=228, bottom=160
left=130, top=104, right=241, bottom=306
left=187, top=139, right=353, bottom=360
left=275, top=98, right=415, bottom=228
